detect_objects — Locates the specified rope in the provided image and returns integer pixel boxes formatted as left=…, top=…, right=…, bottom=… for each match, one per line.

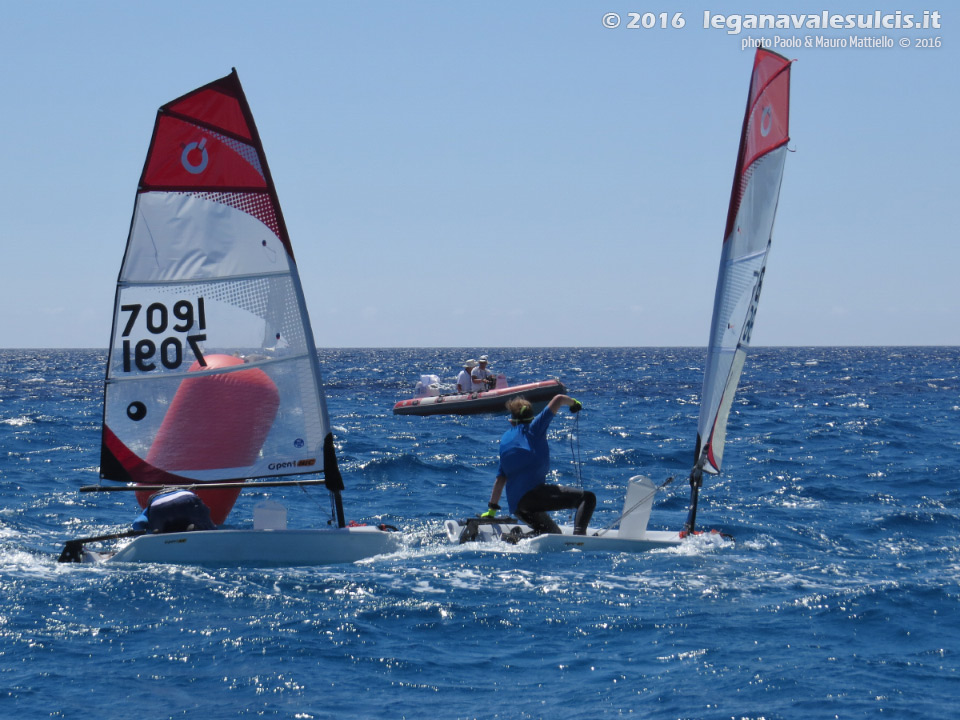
left=289, top=480, right=335, bottom=525
left=568, top=412, right=584, bottom=489
left=319, top=484, right=342, bottom=525
left=566, top=413, right=585, bottom=525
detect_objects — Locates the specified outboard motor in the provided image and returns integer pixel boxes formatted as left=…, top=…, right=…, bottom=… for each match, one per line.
left=414, top=374, right=441, bottom=397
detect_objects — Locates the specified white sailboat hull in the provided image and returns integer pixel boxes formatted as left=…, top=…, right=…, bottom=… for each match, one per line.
left=444, top=519, right=682, bottom=553
left=83, top=527, right=400, bottom=567
left=446, top=475, right=683, bottom=553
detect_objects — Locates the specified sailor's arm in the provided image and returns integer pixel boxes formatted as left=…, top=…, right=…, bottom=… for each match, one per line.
left=547, top=394, right=583, bottom=414
left=488, top=474, right=506, bottom=507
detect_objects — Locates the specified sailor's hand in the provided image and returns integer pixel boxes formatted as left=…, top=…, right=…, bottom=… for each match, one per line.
left=480, top=501, right=500, bottom=519
left=570, top=399, right=583, bottom=414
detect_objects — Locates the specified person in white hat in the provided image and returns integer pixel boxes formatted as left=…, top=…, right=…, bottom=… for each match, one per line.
left=456, top=359, right=477, bottom=394
left=471, top=355, right=495, bottom=391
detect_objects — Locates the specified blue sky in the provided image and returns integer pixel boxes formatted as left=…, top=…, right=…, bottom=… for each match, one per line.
left=2, top=2, right=955, bottom=348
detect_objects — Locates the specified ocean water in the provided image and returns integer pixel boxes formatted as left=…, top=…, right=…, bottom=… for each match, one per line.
left=1, top=346, right=958, bottom=719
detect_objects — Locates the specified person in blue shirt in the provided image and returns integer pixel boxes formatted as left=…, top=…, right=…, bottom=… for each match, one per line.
left=482, top=394, right=596, bottom=535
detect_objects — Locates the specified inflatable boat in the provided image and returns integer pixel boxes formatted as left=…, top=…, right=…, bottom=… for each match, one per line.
left=392, top=378, right=566, bottom=416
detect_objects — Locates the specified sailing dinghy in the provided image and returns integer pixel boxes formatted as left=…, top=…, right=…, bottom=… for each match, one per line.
left=446, top=48, right=793, bottom=551
left=60, top=70, right=399, bottom=566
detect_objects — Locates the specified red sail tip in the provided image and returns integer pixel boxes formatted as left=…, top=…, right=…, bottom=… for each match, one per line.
left=723, top=49, right=792, bottom=243
left=161, top=70, right=251, bottom=141
left=167, top=87, right=252, bottom=141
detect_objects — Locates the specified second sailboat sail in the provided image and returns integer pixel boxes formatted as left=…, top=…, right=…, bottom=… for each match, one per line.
left=687, top=48, right=792, bottom=531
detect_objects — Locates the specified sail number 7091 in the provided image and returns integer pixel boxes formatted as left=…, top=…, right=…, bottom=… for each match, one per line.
left=119, top=298, right=207, bottom=372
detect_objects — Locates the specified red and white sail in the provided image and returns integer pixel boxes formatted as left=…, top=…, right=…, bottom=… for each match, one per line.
left=695, top=49, right=792, bottom=476
left=99, top=70, right=340, bottom=524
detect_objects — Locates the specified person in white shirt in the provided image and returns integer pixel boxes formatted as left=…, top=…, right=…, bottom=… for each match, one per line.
left=456, top=360, right=477, bottom=394
left=471, top=355, right=495, bottom=391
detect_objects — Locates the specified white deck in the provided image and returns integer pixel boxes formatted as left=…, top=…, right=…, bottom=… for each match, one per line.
left=444, top=519, right=683, bottom=552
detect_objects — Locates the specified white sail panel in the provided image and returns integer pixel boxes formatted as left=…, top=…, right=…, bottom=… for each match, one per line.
left=121, top=193, right=294, bottom=282
left=698, top=147, right=787, bottom=474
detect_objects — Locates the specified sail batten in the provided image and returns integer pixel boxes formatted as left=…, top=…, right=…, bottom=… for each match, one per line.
left=118, top=270, right=293, bottom=288
left=100, top=70, right=337, bottom=525
left=695, top=49, right=792, bottom=481
left=104, top=351, right=316, bottom=384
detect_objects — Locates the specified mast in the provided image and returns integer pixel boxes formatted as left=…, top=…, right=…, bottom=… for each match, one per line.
left=684, top=49, right=792, bottom=533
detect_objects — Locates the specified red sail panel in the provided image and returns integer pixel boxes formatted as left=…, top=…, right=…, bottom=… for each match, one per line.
left=141, top=115, right=267, bottom=189
left=742, top=58, right=790, bottom=173
left=166, top=86, right=253, bottom=141
left=723, top=49, right=791, bottom=241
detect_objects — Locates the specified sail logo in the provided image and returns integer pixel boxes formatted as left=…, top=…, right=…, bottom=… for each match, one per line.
left=181, top=137, right=209, bottom=174
left=759, top=106, right=773, bottom=137
left=267, top=458, right=316, bottom=471
left=742, top=265, right=766, bottom=345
